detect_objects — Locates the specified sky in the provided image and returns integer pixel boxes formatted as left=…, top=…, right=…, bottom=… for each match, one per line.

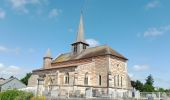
left=0, top=0, right=170, bottom=88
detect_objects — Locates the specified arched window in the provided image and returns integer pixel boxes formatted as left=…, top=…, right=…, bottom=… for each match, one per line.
left=65, top=73, right=69, bottom=84
left=99, top=75, right=101, bottom=86
left=84, top=72, right=88, bottom=85
left=121, top=76, right=123, bottom=87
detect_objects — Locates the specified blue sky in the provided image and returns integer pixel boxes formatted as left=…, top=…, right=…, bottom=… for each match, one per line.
left=0, top=0, right=170, bottom=88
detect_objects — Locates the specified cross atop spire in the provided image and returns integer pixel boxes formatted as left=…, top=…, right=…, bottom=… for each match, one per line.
left=76, top=12, right=85, bottom=43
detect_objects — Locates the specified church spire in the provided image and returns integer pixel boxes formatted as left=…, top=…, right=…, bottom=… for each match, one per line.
left=76, top=13, right=85, bottom=42
left=71, top=13, right=89, bottom=54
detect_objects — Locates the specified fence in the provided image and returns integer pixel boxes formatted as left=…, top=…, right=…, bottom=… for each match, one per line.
left=20, top=87, right=170, bottom=100
left=47, top=91, right=170, bottom=100
left=138, top=92, right=170, bottom=100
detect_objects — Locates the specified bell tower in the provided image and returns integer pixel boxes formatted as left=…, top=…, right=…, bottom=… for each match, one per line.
left=71, top=13, right=89, bottom=54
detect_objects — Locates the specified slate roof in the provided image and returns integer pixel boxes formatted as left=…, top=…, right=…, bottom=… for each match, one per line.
left=0, top=78, right=22, bottom=86
left=52, top=45, right=127, bottom=63
left=0, top=78, right=15, bottom=86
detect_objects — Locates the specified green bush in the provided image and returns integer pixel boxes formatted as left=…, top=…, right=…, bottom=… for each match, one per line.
left=31, top=96, right=46, bottom=100
left=0, top=89, right=33, bottom=100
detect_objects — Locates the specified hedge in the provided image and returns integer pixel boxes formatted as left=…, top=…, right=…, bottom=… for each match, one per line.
left=0, top=89, right=33, bottom=100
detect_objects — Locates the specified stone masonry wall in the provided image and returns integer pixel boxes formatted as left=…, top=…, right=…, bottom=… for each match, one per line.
left=28, top=74, right=39, bottom=87
left=109, top=56, right=128, bottom=89
left=93, top=56, right=108, bottom=87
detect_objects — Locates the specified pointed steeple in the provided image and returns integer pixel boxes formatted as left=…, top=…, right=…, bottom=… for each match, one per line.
left=44, top=48, right=51, bottom=58
left=76, top=13, right=85, bottom=42
left=71, top=12, right=89, bottom=54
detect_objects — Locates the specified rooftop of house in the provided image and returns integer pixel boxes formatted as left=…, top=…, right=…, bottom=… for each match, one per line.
left=0, top=78, right=6, bottom=85
left=0, top=77, right=20, bottom=86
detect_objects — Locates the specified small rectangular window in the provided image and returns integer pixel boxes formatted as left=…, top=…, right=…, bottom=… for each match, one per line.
left=99, top=75, right=101, bottom=86
left=121, top=77, right=123, bottom=87
left=118, top=75, right=119, bottom=86
left=84, top=77, right=88, bottom=85
left=65, top=73, right=69, bottom=84
left=74, top=45, right=77, bottom=53
left=114, top=76, right=116, bottom=87
left=83, top=45, right=86, bottom=49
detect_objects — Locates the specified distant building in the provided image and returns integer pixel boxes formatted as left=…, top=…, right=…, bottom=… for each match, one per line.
left=0, top=77, right=26, bottom=92
left=28, top=13, right=132, bottom=96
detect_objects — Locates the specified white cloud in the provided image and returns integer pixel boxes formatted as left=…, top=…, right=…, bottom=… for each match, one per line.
left=0, top=45, right=20, bottom=54
left=0, top=63, right=21, bottom=77
left=0, top=9, right=6, bottom=19
left=133, top=65, right=150, bottom=71
left=143, top=25, right=170, bottom=37
left=0, top=62, right=33, bottom=79
left=145, top=0, right=159, bottom=9
left=144, top=28, right=162, bottom=37
left=48, top=8, right=61, bottom=18
left=6, top=66, right=21, bottom=74
left=9, top=0, right=47, bottom=13
left=86, top=39, right=100, bottom=47
left=10, top=0, right=29, bottom=13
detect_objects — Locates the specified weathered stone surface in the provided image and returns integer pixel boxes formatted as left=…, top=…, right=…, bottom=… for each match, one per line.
left=28, top=74, right=38, bottom=87
left=29, top=55, right=131, bottom=95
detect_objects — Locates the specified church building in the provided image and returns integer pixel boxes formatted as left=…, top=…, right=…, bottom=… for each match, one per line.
left=28, top=14, right=131, bottom=97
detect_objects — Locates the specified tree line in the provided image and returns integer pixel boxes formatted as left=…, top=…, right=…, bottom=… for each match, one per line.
left=131, top=74, right=170, bottom=92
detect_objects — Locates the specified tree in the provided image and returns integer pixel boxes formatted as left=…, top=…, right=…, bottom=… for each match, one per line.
left=20, top=73, right=32, bottom=85
left=145, top=74, right=154, bottom=86
left=143, top=84, right=154, bottom=92
left=131, top=80, right=136, bottom=88
left=131, top=80, right=144, bottom=92
left=156, top=88, right=166, bottom=92
left=135, top=80, right=144, bottom=92
left=143, top=74, right=155, bottom=92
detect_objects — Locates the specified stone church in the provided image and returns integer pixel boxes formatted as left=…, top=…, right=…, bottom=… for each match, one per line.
left=28, top=14, right=131, bottom=97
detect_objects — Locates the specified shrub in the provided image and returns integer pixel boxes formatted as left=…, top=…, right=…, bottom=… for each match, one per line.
left=0, top=89, right=33, bottom=100
left=31, top=96, right=46, bottom=100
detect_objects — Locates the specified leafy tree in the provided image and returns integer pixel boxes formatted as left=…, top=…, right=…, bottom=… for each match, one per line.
left=143, top=84, right=154, bottom=92
left=165, top=89, right=170, bottom=92
left=143, top=74, right=155, bottom=92
left=145, top=74, right=154, bottom=86
left=20, top=72, right=32, bottom=85
left=131, top=80, right=144, bottom=92
left=156, top=88, right=166, bottom=92
left=131, top=75, right=170, bottom=92
left=135, top=80, right=144, bottom=92
left=131, top=80, right=136, bottom=88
